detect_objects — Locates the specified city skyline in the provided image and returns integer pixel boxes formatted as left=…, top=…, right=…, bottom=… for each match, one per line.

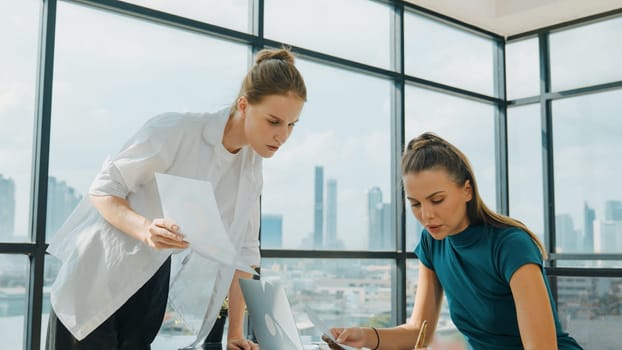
left=3, top=168, right=621, bottom=256
left=0, top=174, right=81, bottom=243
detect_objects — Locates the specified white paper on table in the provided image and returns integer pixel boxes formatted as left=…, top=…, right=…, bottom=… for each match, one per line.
left=155, top=172, right=257, bottom=276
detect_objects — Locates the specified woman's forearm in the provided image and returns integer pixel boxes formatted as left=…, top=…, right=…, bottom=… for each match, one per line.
left=227, top=269, right=253, bottom=340
left=89, top=194, right=150, bottom=242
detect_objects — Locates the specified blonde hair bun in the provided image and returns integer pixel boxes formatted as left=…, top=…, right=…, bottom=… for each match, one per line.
left=255, top=48, right=296, bottom=65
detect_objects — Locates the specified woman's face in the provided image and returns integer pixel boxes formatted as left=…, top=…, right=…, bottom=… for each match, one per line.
left=241, top=93, right=304, bottom=158
left=403, top=168, right=472, bottom=240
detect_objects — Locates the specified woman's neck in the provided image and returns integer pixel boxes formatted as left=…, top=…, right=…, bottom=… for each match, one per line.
left=222, top=110, right=247, bottom=154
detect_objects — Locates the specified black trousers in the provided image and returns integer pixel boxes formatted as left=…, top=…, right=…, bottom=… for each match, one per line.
left=46, top=257, right=171, bottom=350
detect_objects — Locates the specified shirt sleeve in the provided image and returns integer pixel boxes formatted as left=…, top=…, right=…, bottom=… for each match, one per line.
left=414, top=230, right=434, bottom=271
left=89, top=114, right=186, bottom=198
left=496, top=228, right=543, bottom=283
left=237, top=196, right=261, bottom=267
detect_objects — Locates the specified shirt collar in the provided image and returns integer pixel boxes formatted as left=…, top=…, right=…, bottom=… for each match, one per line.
left=202, top=106, right=232, bottom=146
left=447, top=224, right=485, bottom=248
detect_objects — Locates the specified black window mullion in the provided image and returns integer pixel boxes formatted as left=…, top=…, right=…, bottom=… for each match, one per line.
left=538, top=32, right=559, bottom=304
left=390, top=0, right=407, bottom=326
left=493, top=38, right=509, bottom=216
left=26, top=0, right=58, bottom=349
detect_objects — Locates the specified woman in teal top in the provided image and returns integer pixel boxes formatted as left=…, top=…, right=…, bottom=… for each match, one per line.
left=327, top=133, right=583, bottom=349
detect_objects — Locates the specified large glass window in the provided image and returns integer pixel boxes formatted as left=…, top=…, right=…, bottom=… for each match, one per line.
left=0, top=255, right=29, bottom=350
left=505, top=37, right=540, bottom=99
left=553, top=275, right=622, bottom=348
left=5, top=1, right=621, bottom=349
left=47, top=2, right=248, bottom=241
left=553, top=89, right=622, bottom=254
left=508, top=104, right=544, bottom=243
left=264, top=0, right=392, bottom=70
left=405, top=12, right=495, bottom=96
left=0, top=0, right=40, bottom=243
left=261, top=60, right=392, bottom=251
left=404, top=86, right=496, bottom=250
left=122, top=0, right=251, bottom=33
left=550, top=16, right=622, bottom=91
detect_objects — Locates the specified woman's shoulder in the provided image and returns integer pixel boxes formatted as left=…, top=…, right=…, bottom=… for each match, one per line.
left=139, top=109, right=229, bottom=135
left=489, top=225, right=538, bottom=251
left=144, top=111, right=204, bottom=129
left=490, top=225, right=526, bottom=236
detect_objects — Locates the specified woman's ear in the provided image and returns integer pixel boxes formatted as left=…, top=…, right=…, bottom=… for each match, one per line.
left=464, top=179, right=473, bottom=202
left=236, top=96, right=248, bottom=116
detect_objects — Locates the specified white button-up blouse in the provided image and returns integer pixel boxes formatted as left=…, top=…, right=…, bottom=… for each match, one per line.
left=47, top=108, right=262, bottom=344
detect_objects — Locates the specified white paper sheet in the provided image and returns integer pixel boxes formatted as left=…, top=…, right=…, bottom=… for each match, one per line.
left=155, top=172, right=257, bottom=275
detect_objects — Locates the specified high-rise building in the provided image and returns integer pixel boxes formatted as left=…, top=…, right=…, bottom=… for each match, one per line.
left=604, top=200, right=622, bottom=221
left=46, top=176, right=82, bottom=240
left=325, top=179, right=337, bottom=249
left=380, top=203, right=392, bottom=249
left=313, top=166, right=324, bottom=249
left=0, top=175, right=16, bottom=241
left=368, top=187, right=384, bottom=249
left=261, top=214, right=283, bottom=249
left=593, top=220, right=622, bottom=254
left=583, top=202, right=595, bottom=252
left=556, top=214, right=578, bottom=252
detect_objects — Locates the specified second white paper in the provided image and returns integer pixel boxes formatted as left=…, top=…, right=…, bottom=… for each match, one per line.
left=155, top=172, right=257, bottom=275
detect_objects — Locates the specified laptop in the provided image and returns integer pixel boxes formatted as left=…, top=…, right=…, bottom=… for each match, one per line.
left=239, top=279, right=350, bottom=350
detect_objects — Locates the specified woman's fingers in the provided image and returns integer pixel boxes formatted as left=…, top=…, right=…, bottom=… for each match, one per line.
left=152, top=218, right=183, bottom=239
left=147, top=219, right=188, bottom=249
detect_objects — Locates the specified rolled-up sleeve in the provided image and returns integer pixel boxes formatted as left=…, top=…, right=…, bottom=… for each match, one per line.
left=238, top=197, right=261, bottom=267
left=89, top=114, right=185, bottom=198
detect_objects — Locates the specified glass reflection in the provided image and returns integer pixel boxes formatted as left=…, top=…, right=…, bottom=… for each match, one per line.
left=0, top=255, right=29, bottom=350
left=552, top=275, right=622, bottom=349
left=265, top=0, right=392, bottom=69
left=550, top=16, right=622, bottom=91
left=553, top=89, right=622, bottom=254
left=122, top=0, right=251, bottom=33
left=261, top=60, right=392, bottom=251
left=0, top=0, right=39, bottom=243
left=506, top=37, right=540, bottom=99
left=405, top=12, right=495, bottom=96
left=508, top=104, right=544, bottom=243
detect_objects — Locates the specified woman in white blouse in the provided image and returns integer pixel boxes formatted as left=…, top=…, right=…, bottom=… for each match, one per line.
left=46, top=48, right=307, bottom=350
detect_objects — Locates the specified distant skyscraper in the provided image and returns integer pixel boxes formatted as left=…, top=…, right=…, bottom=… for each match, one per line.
left=556, top=214, right=577, bottom=252
left=261, top=214, right=283, bottom=249
left=325, top=179, right=337, bottom=249
left=0, top=175, right=15, bottom=241
left=368, top=187, right=384, bottom=249
left=313, top=166, right=324, bottom=249
left=604, top=200, right=622, bottom=221
left=583, top=202, right=595, bottom=252
left=593, top=220, right=622, bottom=253
left=380, top=203, right=392, bottom=249
left=46, top=176, right=82, bottom=240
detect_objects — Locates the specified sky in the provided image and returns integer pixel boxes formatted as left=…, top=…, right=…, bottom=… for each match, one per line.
left=1, top=0, right=621, bottom=254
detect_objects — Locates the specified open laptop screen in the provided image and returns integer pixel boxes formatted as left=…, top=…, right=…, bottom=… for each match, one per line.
left=239, top=279, right=305, bottom=350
